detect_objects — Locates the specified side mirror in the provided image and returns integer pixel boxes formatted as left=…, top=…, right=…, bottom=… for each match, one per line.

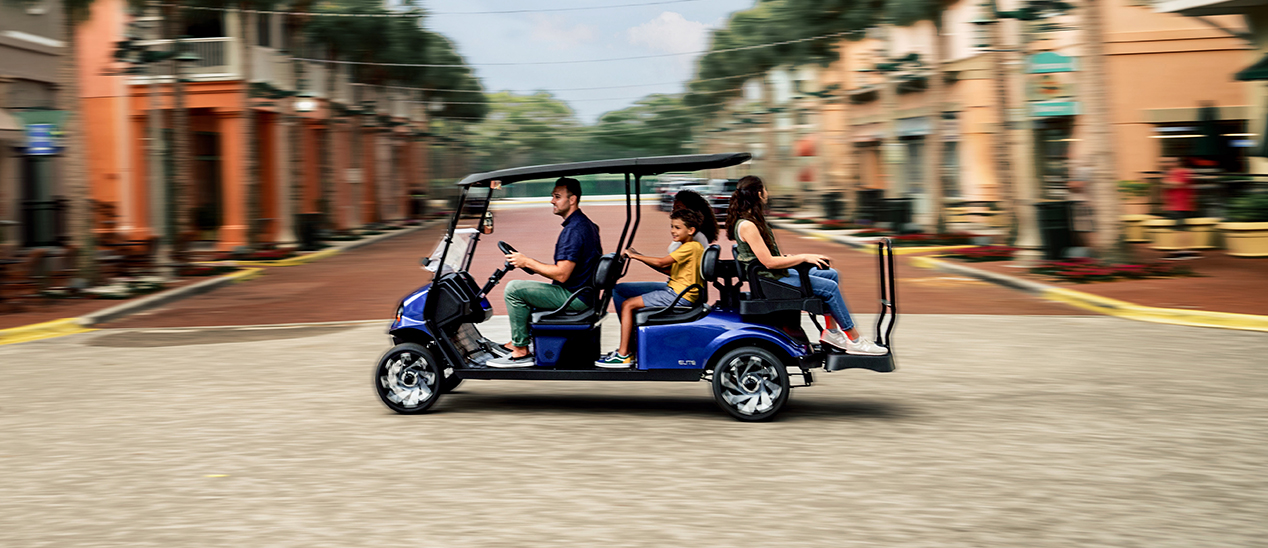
left=481, top=210, right=494, bottom=234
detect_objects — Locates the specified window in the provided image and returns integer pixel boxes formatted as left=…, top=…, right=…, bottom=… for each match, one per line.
left=1154, top=121, right=1249, bottom=173
left=942, top=141, right=960, bottom=198
left=183, top=11, right=224, bottom=39
left=257, top=13, right=272, bottom=48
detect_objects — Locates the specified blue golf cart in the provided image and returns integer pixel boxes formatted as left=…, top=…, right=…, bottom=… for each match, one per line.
left=373, top=153, right=897, bottom=421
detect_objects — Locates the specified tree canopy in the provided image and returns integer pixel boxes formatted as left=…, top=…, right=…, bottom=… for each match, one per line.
left=305, top=0, right=487, bottom=120
left=684, top=0, right=889, bottom=116
left=464, top=92, right=583, bottom=170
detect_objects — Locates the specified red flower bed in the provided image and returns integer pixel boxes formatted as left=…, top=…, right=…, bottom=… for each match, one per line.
left=945, top=245, right=1016, bottom=262
left=1031, top=258, right=1193, bottom=283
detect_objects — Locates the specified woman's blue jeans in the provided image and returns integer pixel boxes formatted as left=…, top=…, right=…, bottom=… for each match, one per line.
left=777, top=267, right=855, bottom=330
left=612, top=282, right=666, bottom=312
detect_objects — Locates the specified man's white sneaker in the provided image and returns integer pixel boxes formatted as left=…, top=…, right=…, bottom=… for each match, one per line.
left=845, top=337, right=889, bottom=356
left=486, top=354, right=535, bottom=368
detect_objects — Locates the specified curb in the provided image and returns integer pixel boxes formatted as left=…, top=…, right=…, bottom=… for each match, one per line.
left=910, top=255, right=1268, bottom=333
left=0, top=318, right=95, bottom=346
left=1, top=222, right=442, bottom=347
left=209, top=220, right=439, bottom=267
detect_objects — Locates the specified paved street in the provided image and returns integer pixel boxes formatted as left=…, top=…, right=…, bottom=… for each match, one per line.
left=2, top=315, right=1265, bottom=546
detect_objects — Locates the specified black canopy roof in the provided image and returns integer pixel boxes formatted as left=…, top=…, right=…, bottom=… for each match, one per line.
left=456, top=152, right=752, bottom=187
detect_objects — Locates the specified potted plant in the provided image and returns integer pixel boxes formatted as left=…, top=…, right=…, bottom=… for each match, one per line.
left=1219, top=193, right=1268, bottom=257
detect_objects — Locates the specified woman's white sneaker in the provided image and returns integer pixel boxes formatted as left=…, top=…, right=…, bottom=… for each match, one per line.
left=820, top=330, right=852, bottom=351
left=844, top=337, right=888, bottom=356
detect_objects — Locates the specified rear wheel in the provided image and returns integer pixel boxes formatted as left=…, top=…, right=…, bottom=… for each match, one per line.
left=373, top=343, right=444, bottom=414
left=711, top=346, right=790, bottom=421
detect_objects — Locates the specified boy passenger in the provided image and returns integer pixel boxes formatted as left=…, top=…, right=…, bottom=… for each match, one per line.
left=596, top=209, right=706, bottom=368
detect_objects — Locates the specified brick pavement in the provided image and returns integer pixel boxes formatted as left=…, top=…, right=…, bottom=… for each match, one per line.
left=101, top=204, right=1082, bottom=329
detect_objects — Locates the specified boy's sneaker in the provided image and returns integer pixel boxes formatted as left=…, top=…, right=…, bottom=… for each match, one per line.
left=595, top=351, right=633, bottom=368
left=845, top=337, right=889, bottom=356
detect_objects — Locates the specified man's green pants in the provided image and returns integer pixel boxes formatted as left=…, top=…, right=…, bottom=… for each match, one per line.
left=504, top=280, right=588, bottom=347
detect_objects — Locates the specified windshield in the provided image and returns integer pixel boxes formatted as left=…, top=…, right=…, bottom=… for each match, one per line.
left=426, top=228, right=479, bottom=275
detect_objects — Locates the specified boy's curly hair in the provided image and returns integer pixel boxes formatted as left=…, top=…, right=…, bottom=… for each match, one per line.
left=670, top=208, right=703, bottom=232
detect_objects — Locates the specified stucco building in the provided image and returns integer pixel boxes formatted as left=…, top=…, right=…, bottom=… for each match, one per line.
left=76, top=0, right=433, bottom=252
left=1, top=0, right=69, bottom=249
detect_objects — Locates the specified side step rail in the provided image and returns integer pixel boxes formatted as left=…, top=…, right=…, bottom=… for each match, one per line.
left=874, top=237, right=897, bottom=349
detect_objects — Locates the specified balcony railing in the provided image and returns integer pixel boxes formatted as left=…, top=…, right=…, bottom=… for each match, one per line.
left=132, top=37, right=239, bottom=80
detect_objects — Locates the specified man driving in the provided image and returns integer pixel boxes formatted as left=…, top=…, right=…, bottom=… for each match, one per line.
left=488, top=177, right=602, bottom=367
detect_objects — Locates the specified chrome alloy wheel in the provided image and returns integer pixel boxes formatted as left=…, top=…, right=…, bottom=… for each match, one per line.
left=373, top=343, right=443, bottom=414
left=716, top=352, right=785, bottom=417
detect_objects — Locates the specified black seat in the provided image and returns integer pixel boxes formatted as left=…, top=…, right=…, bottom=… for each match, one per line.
left=634, top=244, right=717, bottom=326
left=735, top=244, right=825, bottom=316
left=531, top=253, right=622, bottom=326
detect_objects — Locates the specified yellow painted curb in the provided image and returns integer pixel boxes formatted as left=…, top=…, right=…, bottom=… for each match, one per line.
left=1041, top=287, right=1268, bottom=333
left=0, top=318, right=95, bottom=346
left=910, top=255, right=1268, bottom=333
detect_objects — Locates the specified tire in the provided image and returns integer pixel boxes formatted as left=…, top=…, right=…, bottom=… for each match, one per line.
left=373, top=342, right=444, bottom=414
left=711, top=346, right=790, bottom=421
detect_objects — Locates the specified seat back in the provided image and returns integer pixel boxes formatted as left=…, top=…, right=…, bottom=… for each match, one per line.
left=589, top=253, right=622, bottom=315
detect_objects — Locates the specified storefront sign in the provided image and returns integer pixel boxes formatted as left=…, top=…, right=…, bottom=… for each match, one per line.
left=1027, top=52, right=1078, bottom=117
left=15, top=110, right=67, bottom=155
left=1031, top=101, right=1080, bottom=117
left=1027, top=51, right=1078, bottom=74
left=25, top=123, right=57, bottom=155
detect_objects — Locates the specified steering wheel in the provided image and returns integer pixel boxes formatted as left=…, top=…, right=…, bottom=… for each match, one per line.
left=498, top=241, right=535, bottom=275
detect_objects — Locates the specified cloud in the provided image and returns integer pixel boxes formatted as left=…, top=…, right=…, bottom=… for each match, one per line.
left=626, top=12, right=711, bottom=54
left=528, top=14, right=599, bottom=51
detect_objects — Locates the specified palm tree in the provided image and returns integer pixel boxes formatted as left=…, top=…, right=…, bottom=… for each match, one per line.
left=165, top=1, right=192, bottom=259
left=60, top=0, right=100, bottom=282
left=1080, top=0, right=1124, bottom=260
left=238, top=2, right=258, bottom=250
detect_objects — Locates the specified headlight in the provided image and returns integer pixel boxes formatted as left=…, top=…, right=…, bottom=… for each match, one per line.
left=394, top=303, right=404, bottom=323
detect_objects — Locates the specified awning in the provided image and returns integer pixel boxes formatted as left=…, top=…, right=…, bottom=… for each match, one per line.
left=0, top=108, right=22, bottom=140
left=1235, top=53, right=1268, bottom=81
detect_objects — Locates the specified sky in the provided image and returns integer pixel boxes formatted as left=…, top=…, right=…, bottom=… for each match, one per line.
left=421, top=0, right=756, bottom=124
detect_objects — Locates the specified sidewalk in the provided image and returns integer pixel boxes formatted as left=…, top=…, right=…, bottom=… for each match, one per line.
left=0, top=221, right=438, bottom=343
left=773, top=220, right=1268, bottom=333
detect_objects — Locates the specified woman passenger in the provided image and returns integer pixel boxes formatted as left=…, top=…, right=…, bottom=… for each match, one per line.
left=726, top=176, right=887, bottom=355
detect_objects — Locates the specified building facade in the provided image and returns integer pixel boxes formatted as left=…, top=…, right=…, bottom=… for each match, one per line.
left=1, top=0, right=68, bottom=249
left=704, top=0, right=1252, bottom=226
left=77, top=0, right=434, bottom=252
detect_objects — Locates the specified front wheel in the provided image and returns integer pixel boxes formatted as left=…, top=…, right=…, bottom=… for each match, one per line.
left=373, top=343, right=444, bottom=414
left=711, top=346, right=790, bottom=421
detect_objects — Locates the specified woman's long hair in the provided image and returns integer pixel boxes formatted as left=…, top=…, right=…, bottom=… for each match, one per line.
left=725, top=175, right=777, bottom=252
left=673, top=189, right=718, bottom=243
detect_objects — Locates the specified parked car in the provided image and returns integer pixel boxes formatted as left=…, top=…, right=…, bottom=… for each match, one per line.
left=706, top=178, right=740, bottom=222
left=657, top=177, right=704, bottom=211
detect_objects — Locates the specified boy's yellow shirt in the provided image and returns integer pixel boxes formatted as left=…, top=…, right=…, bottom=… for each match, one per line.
left=667, top=240, right=704, bottom=302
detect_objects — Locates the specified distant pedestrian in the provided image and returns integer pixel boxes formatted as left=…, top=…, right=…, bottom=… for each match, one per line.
left=1160, top=157, right=1200, bottom=259
left=1068, top=163, right=1095, bottom=250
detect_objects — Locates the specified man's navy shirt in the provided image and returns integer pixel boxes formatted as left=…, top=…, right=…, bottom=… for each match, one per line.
left=554, top=209, right=602, bottom=297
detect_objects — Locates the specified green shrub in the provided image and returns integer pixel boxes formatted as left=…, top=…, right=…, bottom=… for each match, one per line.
left=1227, top=193, right=1268, bottom=222
left=1117, top=180, right=1150, bottom=197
